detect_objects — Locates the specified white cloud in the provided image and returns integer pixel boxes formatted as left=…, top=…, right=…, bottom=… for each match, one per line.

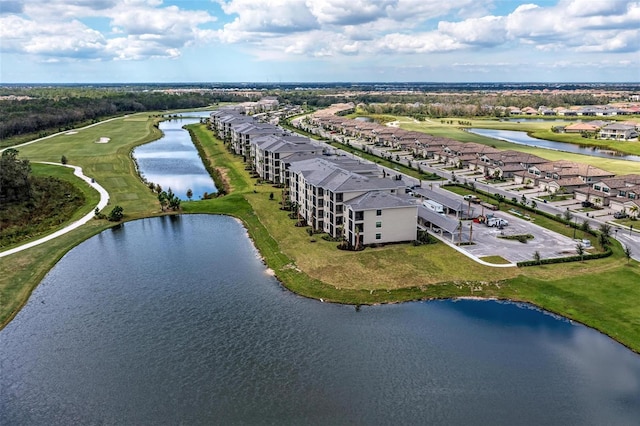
left=216, top=0, right=319, bottom=39
left=438, top=15, right=506, bottom=46
left=0, top=0, right=216, bottom=61
left=305, top=0, right=395, bottom=25
left=564, top=0, right=632, bottom=17
left=0, top=15, right=106, bottom=59
left=375, top=32, right=464, bottom=53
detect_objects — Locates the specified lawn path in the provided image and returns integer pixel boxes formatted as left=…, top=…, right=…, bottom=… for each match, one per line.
left=0, top=162, right=109, bottom=258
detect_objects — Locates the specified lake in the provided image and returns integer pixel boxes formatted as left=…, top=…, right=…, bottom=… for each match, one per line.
left=468, top=128, right=640, bottom=162
left=133, top=114, right=217, bottom=200
left=1, top=214, right=639, bottom=425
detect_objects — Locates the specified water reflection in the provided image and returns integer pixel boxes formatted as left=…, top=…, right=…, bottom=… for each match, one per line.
left=133, top=116, right=217, bottom=200
left=1, top=215, right=639, bottom=425
left=468, top=128, right=640, bottom=162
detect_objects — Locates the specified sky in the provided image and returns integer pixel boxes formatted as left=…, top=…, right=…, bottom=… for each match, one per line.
left=0, top=0, right=638, bottom=83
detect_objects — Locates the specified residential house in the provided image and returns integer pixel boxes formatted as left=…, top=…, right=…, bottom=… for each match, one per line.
left=598, top=123, right=638, bottom=140
left=515, top=160, right=614, bottom=193
left=574, top=174, right=640, bottom=207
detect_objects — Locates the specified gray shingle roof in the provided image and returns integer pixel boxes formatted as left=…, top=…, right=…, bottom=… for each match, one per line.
left=344, top=191, right=417, bottom=210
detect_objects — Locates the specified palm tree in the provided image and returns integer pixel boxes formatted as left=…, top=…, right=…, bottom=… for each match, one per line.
left=624, top=245, right=633, bottom=264
left=598, top=232, right=610, bottom=250
left=186, top=188, right=193, bottom=201
left=599, top=223, right=611, bottom=238
left=629, top=204, right=639, bottom=219
left=533, top=250, right=541, bottom=265
left=576, top=243, right=585, bottom=261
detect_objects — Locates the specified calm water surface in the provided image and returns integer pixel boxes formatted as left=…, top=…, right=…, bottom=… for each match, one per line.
left=468, top=128, right=640, bottom=162
left=1, top=215, right=639, bottom=425
left=133, top=115, right=217, bottom=200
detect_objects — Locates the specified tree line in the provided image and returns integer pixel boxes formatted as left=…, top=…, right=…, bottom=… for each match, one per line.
left=0, top=91, right=252, bottom=141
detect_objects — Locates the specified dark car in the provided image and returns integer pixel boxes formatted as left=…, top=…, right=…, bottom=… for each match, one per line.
left=581, top=201, right=592, bottom=207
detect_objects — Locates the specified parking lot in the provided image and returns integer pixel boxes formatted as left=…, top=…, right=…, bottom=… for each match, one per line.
left=459, top=212, right=587, bottom=264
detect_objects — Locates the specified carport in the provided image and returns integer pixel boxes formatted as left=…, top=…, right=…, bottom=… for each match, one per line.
left=418, top=206, right=470, bottom=243
left=414, top=186, right=476, bottom=219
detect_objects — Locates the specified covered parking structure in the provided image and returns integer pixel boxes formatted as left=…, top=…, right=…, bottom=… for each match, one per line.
left=414, top=187, right=477, bottom=219
left=418, top=207, right=472, bottom=243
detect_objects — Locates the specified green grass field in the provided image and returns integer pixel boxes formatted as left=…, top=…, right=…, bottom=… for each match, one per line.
left=392, top=116, right=640, bottom=175
left=2, top=118, right=639, bottom=354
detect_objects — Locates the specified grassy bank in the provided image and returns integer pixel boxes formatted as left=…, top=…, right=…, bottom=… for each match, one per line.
left=186, top=124, right=640, bottom=352
left=0, top=113, right=166, bottom=327
left=2, top=118, right=639, bottom=354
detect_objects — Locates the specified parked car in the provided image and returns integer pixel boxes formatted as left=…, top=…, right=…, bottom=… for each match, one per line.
left=614, top=211, right=628, bottom=219
left=581, top=201, right=592, bottom=207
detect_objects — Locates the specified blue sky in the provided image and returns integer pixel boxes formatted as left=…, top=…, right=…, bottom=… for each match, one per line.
left=0, top=0, right=638, bottom=83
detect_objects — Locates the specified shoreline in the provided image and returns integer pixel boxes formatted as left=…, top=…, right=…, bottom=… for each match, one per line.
left=2, top=113, right=639, bottom=355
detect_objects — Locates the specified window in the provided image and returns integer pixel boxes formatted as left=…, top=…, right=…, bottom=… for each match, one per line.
left=376, top=209, right=382, bottom=216
left=375, top=233, right=381, bottom=240
left=376, top=221, right=382, bottom=228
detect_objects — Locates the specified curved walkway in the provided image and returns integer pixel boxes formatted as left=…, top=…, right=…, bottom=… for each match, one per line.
left=0, top=162, right=109, bottom=258
left=431, top=232, right=518, bottom=268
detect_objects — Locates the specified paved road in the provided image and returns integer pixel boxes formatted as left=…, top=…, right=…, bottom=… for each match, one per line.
left=0, top=164, right=110, bottom=258
left=294, top=118, right=640, bottom=261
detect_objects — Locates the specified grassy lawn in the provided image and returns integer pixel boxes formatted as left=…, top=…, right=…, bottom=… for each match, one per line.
left=15, top=113, right=162, bottom=217
left=2, top=119, right=640, bottom=354
left=363, top=115, right=640, bottom=176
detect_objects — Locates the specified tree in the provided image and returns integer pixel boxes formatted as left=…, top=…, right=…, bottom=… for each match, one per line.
left=599, top=223, right=611, bottom=239
left=158, top=191, right=168, bottom=211
left=598, top=232, right=610, bottom=250
left=269, top=192, right=274, bottom=201
left=186, top=188, right=193, bottom=201
left=629, top=204, right=639, bottom=219
left=576, top=243, right=585, bottom=261
left=624, top=245, right=633, bottom=264
left=530, top=200, right=537, bottom=210
left=168, top=195, right=181, bottom=211
left=0, top=148, right=32, bottom=203
left=61, top=155, right=67, bottom=165
left=581, top=220, right=591, bottom=234
left=107, top=205, right=124, bottom=222
left=563, top=209, right=573, bottom=222
left=521, top=194, right=527, bottom=205
left=533, top=250, right=541, bottom=265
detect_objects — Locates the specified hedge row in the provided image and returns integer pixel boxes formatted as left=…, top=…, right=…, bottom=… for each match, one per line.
left=517, top=247, right=612, bottom=267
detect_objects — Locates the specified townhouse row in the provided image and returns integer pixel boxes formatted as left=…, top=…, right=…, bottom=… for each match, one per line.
left=210, top=106, right=418, bottom=248
left=306, top=105, right=640, bottom=215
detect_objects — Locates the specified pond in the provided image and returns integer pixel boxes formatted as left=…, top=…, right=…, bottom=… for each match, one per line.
left=1, top=215, right=639, bottom=425
left=133, top=114, right=217, bottom=200
left=467, top=128, right=640, bottom=162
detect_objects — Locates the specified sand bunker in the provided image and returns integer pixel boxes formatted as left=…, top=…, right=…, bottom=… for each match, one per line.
left=96, top=137, right=111, bottom=143
left=66, top=131, right=78, bottom=135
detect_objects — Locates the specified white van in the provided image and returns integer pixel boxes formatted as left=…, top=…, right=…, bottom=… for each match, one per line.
left=422, top=199, right=445, bottom=215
